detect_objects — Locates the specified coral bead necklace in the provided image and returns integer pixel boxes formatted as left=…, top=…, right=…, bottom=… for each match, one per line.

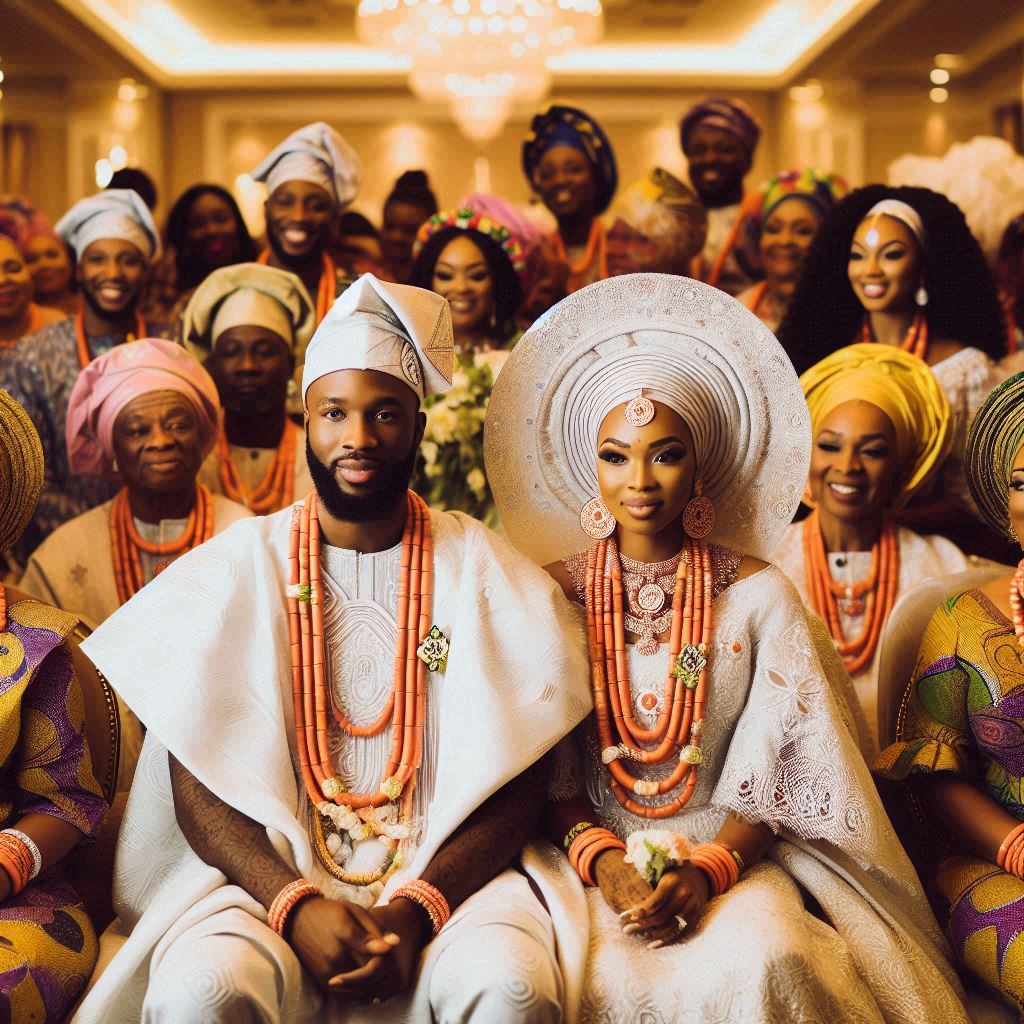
left=217, top=419, right=298, bottom=514
left=585, top=535, right=713, bottom=819
left=75, top=308, right=147, bottom=369
left=801, top=508, right=899, bottom=674
left=1010, top=558, right=1024, bottom=645
left=860, top=310, right=928, bottom=360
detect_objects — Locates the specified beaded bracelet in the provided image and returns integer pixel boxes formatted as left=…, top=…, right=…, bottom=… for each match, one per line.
left=0, top=834, right=33, bottom=896
left=563, top=821, right=595, bottom=850
left=998, top=823, right=1024, bottom=878
left=690, top=842, right=742, bottom=897
left=2, top=830, right=40, bottom=881
left=392, top=880, right=451, bottom=936
left=268, top=879, right=321, bottom=936
left=568, top=827, right=625, bottom=886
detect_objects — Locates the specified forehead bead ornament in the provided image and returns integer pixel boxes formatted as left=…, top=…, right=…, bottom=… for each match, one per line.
left=580, top=496, right=616, bottom=539
left=624, top=389, right=655, bottom=428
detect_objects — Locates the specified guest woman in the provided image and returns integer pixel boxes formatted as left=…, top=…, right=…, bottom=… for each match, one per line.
left=736, top=167, right=846, bottom=333
left=485, top=272, right=970, bottom=1023
left=772, top=343, right=978, bottom=755
left=20, top=338, right=250, bottom=630
left=0, top=389, right=108, bottom=1019
left=522, top=104, right=618, bottom=294
left=876, top=370, right=1024, bottom=1014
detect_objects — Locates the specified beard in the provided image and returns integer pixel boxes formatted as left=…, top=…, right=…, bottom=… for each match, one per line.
left=267, top=224, right=323, bottom=270
left=306, top=436, right=417, bottom=523
left=80, top=283, right=138, bottom=325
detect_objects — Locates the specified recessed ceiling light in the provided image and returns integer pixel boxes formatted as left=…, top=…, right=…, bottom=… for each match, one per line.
left=929, top=68, right=949, bottom=85
left=929, top=87, right=949, bottom=103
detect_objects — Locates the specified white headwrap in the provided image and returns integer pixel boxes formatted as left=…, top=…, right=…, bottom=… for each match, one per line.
left=485, top=274, right=811, bottom=563
left=863, top=199, right=926, bottom=247
left=252, top=122, right=363, bottom=208
left=301, top=274, right=454, bottom=404
left=55, top=189, right=160, bottom=262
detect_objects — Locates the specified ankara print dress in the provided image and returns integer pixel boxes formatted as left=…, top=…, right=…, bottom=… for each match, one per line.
left=876, top=588, right=1024, bottom=1014
left=0, top=598, right=108, bottom=1021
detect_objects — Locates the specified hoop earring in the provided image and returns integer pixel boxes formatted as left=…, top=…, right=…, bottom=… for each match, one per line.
left=915, top=283, right=929, bottom=307
left=580, top=497, right=616, bottom=539
left=682, top=480, right=715, bottom=539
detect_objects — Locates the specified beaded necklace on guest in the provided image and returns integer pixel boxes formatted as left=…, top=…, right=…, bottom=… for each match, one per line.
left=859, top=310, right=929, bottom=360
left=110, top=484, right=215, bottom=605
left=585, top=534, right=713, bottom=819
left=289, top=490, right=433, bottom=884
left=258, top=249, right=336, bottom=324
left=1010, top=559, right=1024, bottom=645
left=801, top=507, right=899, bottom=674
left=75, top=308, right=147, bottom=369
left=552, top=220, right=607, bottom=292
left=217, top=418, right=298, bottom=514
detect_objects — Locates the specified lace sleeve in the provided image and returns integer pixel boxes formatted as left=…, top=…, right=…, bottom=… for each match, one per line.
left=563, top=550, right=589, bottom=604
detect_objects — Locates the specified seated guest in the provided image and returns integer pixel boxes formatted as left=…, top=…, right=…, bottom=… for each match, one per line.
left=680, top=97, right=763, bottom=295
left=162, top=183, right=259, bottom=322
left=0, top=231, right=63, bottom=346
left=736, top=168, right=847, bottom=333
left=486, top=273, right=970, bottom=1022
left=71, top=274, right=589, bottom=1023
left=0, top=389, right=109, bottom=1019
left=251, top=122, right=362, bottom=322
left=523, top=104, right=618, bottom=294
left=1, top=189, right=164, bottom=559
left=605, top=168, right=707, bottom=278
left=772, top=343, right=977, bottom=755
left=181, top=262, right=316, bottom=512
left=875, top=370, right=1024, bottom=1015
left=380, top=170, right=438, bottom=283
left=20, top=338, right=250, bottom=630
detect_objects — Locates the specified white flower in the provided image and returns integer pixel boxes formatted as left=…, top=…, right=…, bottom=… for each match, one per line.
left=420, top=440, right=439, bottom=467
left=425, top=403, right=458, bottom=444
left=624, top=829, right=693, bottom=885
left=466, top=468, right=487, bottom=499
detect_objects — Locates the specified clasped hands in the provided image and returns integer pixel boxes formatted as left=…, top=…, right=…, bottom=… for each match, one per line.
left=288, top=894, right=428, bottom=1004
left=595, top=848, right=709, bottom=948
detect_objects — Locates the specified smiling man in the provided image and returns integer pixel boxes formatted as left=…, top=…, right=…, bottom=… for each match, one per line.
left=252, top=122, right=362, bottom=325
left=73, top=274, right=590, bottom=1023
left=183, top=262, right=317, bottom=512
left=1, top=189, right=167, bottom=559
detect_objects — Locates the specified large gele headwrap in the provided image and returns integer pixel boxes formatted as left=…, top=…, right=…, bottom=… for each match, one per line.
left=862, top=199, right=926, bottom=248
left=679, top=97, right=761, bottom=160
left=966, top=370, right=1024, bottom=536
left=522, top=104, right=618, bottom=214
left=55, top=189, right=160, bottom=262
left=758, top=167, right=848, bottom=225
left=484, top=273, right=810, bottom=564
left=800, top=343, right=951, bottom=510
left=0, top=390, right=44, bottom=554
left=252, top=122, right=363, bottom=207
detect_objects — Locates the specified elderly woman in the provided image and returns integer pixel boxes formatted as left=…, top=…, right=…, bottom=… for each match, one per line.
left=605, top=168, right=707, bottom=278
left=182, top=263, right=316, bottom=513
left=485, top=273, right=969, bottom=1022
left=772, top=344, right=979, bottom=755
left=19, top=339, right=250, bottom=630
left=523, top=104, right=618, bottom=294
left=875, top=370, right=1024, bottom=1015
left=0, top=390, right=108, bottom=1020
left=736, top=168, right=847, bottom=333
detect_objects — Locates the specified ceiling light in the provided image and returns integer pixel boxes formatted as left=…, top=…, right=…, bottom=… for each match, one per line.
left=929, top=68, right=949, bottom=85
left=788, top=79, right=823, bottom=103
left=929, top=87, right=949, bottom=104
left=934, top=53, right=963, bottom=70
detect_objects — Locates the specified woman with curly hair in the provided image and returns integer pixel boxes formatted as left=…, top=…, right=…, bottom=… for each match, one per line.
left=778, top=185, right=1007, bottom=555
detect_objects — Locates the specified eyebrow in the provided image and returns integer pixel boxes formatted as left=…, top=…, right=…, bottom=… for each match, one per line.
left=818, top=430, right=890, bottom=443
left=318, top=396, right=405, bottom=409
left=601, top=435, right=686, bottom=449
left=436, top=260, right=488, bottom=271
left=1013, top=467, right=1024, bottom=474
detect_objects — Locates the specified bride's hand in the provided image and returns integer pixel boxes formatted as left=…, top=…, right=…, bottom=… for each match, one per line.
left=626, top=862, right=709, bottom=947
left=593, top=848, right=652, bottom=917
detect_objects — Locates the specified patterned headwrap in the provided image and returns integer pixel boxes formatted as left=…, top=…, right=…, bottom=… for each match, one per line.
left=611, top=168, right=707, bottom=258
left=966, top=371, right=1024, bottom=536
left=680, top=98, right=761, bottom=161
left=759, top=167, right=847, bottom=224
left=414, top=207, right=528, bottom=286
left=56, top=189, right=161, bottom=262
left=522, top=104, right=618, bottom=214
left=252, top=122, right=363, bottom=208
left=65, top=339, right=221, bottom=479
left=800, top=343, right=951, bottom=509
left=0, top=195, right=52, bottom=253
left=0, top=390, right=44, bottom=554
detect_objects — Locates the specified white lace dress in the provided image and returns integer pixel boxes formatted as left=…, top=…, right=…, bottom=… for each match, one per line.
left=561, top=560, right=969, bottom=1024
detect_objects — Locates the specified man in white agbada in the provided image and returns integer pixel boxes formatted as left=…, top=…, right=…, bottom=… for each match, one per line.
left=72, top=274, right=591, bottom=1023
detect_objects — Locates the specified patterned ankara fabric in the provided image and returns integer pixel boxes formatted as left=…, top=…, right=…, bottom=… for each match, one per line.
left=0, top=597, right=108, bottom=1021
left=875, top=588, right=1024, bottom=1012
left=0, top=317, right=170, bottom=560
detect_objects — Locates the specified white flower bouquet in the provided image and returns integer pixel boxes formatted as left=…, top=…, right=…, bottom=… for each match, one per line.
left=624, top=829, right=693, bottom=886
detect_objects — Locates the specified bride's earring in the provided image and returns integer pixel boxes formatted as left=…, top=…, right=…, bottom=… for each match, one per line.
left=580, top=497, right=616, bottom=539
left=682, top=480, right=715, bottom=539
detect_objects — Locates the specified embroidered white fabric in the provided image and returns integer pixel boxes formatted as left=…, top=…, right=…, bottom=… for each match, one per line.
left=572, top=565, right=969, bottom=1023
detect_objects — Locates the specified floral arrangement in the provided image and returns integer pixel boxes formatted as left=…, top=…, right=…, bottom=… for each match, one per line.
left=415, top=350, right=508, bottom=529
left=624, top=829, right=693, bottom=886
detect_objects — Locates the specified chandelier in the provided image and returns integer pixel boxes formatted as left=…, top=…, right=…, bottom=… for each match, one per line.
left=357, top=0, right=604, bottom=141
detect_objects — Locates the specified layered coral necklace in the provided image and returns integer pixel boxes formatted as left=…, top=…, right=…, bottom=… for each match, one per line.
left=110, top=484, right=214, bottom=605
left=801, top=508, right=899, bottom=674
left=860, top=310, right=929, bottom=360
left=289, top=490, right=433, bottom=882
left=1010, top=559, right=1024, bottom=645
left=217, top=419, right=298, bottom=514
left=258, top=249, right=336, bottom=323
left=75, top=308, right=147, bottom=368
left=585, top=536, right=713, bottom=819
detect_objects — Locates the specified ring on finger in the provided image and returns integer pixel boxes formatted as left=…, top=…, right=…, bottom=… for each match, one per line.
left=675, top=914, right=687, bottom=933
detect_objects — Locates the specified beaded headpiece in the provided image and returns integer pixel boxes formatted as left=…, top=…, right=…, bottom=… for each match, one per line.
left=966, top=371, right=1024, bottom=536
left=0, top=390, right=44, bottom=553
left=414, top=207, right=527, bottom=284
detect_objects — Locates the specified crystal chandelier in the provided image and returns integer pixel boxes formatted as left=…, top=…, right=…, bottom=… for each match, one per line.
left=357, top=0, right=604, bottom=142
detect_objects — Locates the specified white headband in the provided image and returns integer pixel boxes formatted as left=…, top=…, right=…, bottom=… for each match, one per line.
left=863, top=199, right=926, bottom=247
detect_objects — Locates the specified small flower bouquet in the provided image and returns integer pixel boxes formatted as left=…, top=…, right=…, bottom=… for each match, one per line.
left=624, top=830, right=693, bottom=886
left=416, top=351, right=508, bottom=529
